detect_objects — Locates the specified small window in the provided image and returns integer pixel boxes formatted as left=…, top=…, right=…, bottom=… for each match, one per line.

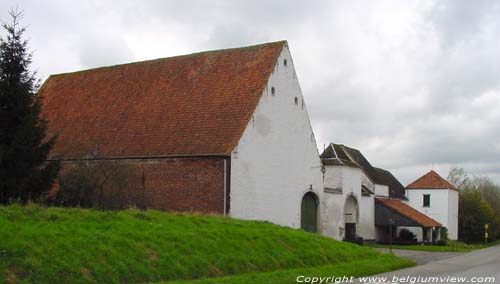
left=271, top=87, right=275, bottom=95
left=294, top=97, right=298, bottom=105
left=284, top=59, right=287, bottom=66
left=423, top=194, right=430, bottom=207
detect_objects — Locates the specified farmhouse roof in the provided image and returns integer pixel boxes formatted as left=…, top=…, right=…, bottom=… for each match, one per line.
left=320, top=144, right=359, bottom=168
left=406, top=170, right=458, bottom=191
left=39, top=41, right=286, bottom=159
left=375, top=198, right=441, bottom=227
left=373, top=167, right=407, bottom=200
left=324, top=144, right=406, bottom=198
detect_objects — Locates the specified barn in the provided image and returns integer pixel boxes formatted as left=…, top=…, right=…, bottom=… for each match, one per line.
left=39, top=41, right=325, bottom=231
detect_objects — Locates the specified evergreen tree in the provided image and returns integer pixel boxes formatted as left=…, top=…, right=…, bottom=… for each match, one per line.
left=0, top=9, right=59, bottom=203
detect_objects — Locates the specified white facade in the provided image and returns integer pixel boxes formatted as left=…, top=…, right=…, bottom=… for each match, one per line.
left=229, top=45, right=325, bottom=230
left=405, top=188, right=459, bottom=239
left=374, top=184, right=389, bottom=197
left=322, top=165, right=375, bottom=240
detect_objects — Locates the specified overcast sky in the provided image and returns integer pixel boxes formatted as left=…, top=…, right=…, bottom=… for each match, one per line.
left=2, top=0, right=500, bottom=184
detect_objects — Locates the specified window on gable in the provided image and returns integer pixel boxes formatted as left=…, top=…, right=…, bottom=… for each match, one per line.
left=423, top=194, right=430, bottom=207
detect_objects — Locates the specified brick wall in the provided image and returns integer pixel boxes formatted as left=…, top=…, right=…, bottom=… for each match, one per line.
left=56, top=156, right=229, bottom=214
left=140, top=157, right=228, bottom=213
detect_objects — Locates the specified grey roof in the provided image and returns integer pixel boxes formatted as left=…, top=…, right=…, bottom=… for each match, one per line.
left=361, top=185, right=374, bottom=196
left=320, top=144, right=360, bottom=168
left=321, top=143, right=406, bottom=199
left=373, top=167, right=407, bottom=200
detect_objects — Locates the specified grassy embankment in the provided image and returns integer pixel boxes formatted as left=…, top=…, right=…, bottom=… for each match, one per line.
left=0, top=205, right=414, bottom=284
left=367, top=240, right=500, bottom=252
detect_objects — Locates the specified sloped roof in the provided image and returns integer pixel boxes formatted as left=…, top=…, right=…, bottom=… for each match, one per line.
left=39, top=41, right=286, bottom=159
left=338, top=145, right=406, bottom=198
left=373, top=167, right=407, bottom=200
left=320, top=144, right=360, bottom=168
left=375, top=198, right=441, bottom=227
left=341, top=145, right=384, bottom=184
left=407, top=170, right=458, bottom=191
left=361, top=185, right=374, bottom=196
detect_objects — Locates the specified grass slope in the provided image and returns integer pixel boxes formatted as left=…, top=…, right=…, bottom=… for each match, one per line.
left=0, top=205, right=413, bottom=284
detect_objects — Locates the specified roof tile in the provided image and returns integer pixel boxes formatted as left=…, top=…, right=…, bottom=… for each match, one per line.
left=375, top=198, right=441, bottom=227
left=39, top=41, right=286, bottom=159
left=406, top=170, right=458, bottom=191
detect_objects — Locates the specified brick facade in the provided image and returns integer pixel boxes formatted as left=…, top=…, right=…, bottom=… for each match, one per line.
left=56, top=157, right=229, bottom=214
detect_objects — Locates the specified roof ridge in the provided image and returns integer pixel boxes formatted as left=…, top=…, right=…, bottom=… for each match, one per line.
left=406, top=170, right=458, bottom=191
left=50, top=40, right=288, bottom=78
left=40, top=40, right=287, bottom=158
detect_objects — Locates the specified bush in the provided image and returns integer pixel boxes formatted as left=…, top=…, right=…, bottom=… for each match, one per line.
left=440, top=227, right=449, bottom=241
left=399, top=229, right=417, bottom=242
left=436, top=240, right=448, bottom=246
left=49, top=161, right=145, bottom=209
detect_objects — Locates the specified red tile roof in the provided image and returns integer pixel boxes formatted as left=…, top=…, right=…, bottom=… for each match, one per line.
left=406, top=170, right=458, bottom=191
left=39, top=41, right=286, bottom=159
left=375, top=198, right=441, bottom=227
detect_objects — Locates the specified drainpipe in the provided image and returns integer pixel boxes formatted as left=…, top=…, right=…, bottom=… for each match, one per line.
left=223, top=159, right=227, bottom=216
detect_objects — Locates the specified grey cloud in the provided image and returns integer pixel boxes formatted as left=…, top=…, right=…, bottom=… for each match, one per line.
left=2, top=0, right=500, bottom=183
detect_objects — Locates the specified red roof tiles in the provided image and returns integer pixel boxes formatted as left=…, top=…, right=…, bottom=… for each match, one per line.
left=375, top=198, right=441, bottom=227
left=39, top=41, right=286, bottom=159
left=406, top=170, right=458, bottom=191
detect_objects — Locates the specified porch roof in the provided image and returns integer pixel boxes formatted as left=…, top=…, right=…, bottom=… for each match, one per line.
left=375, top=198, right=441, bottom=228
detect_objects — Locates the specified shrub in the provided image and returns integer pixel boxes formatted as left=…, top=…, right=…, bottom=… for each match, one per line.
left=398, top=229, right=417, bottom=242
left=436, top=240, right=448, bottom=246
left=440, top=227, right=449, bottom=241
left=49, top=161, right=145, bottom=209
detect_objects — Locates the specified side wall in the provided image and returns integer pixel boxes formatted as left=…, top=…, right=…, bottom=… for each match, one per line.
left=230, top=45, right=324, bottom=230
left=447, top=189, right=459, bottom=240
left=323, top=165, right=375, bottom=240
left=56, top=157, right=227, bottom=213
left=406, top=189, right=449, bottom=230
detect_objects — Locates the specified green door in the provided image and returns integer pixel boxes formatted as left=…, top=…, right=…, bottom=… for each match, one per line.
left=301, top=192, right=318, bottom=232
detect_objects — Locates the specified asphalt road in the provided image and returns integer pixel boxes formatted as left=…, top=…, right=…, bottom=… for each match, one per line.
left=357, top=245, right=500, bottom=284
left=373, top=248, right=464, bottom=265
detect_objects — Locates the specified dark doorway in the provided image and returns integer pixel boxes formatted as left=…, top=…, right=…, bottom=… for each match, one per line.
left=345, top=223, right=357, bottom=242
left=301, top=192, right=318, bottom=233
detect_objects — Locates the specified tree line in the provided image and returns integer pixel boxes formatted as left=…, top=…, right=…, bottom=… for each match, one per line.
left=448, top=168, right=500, bottom=243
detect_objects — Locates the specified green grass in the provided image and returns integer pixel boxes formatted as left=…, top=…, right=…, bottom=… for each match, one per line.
left=367, top=240, right=500, bottom=252
left=158, top=254, right=414, bottom=284
left=0, top=205, right=414, bottom=284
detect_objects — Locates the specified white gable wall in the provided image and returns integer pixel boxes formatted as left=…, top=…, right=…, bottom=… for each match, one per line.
left=406, top=188, right=458, bottom=239
left=229, top=45, right=324, bottom=230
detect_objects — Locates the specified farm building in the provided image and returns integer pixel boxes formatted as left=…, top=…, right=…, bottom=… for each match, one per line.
left=319, top=143, right=442, bottom=243
left=40, top=41, right=325, bottom=232
left=405, top=170, right=459, bottom=240
left=40, top=40, right=455, bottom=242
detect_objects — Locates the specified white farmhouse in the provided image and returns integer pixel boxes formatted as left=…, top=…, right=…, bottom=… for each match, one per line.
left=405, top=170, right=459, bottom=240
left=41, top=40, right=327, bottom=234
left=40, top=39, right=453, bottom=244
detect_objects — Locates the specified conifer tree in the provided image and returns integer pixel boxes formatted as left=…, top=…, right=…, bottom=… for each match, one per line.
left=0, top=9, right=59, bottom=203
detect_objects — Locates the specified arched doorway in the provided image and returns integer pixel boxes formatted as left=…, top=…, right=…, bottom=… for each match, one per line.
left=301, top=192, right=318, bottom=233
left=344, top=195, right=359, bottom=241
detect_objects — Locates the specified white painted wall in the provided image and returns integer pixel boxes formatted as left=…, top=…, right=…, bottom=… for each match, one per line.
left=406, top=188, right=458, bottom=240
left=323, top=165, right=345, bottom=239
left=374, top=184, right=389, bottom=197
left=229, top=45, right=324, bottom=231
left=323, top=165, right=375, bottom=240
left=447, top=189, right=459, bottom=240
left=359, top=194, right=375, bottom=240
